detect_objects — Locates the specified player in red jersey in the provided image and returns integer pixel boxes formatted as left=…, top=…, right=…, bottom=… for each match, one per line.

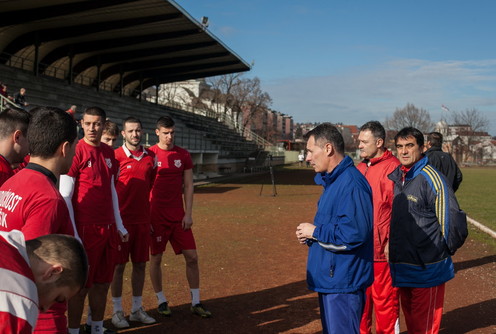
left=110, top=117, right=156, bottom=328
left=60, top=107, right=128, bottom=334
left=0, top=108, right=30, bottom=186
left=0, top=106, right=79, bottom=333
left=149, top=116, right=211, bottom=318
left=101, top=120, right=119, bottom=148
left=0, top=230, right=88, bottom=334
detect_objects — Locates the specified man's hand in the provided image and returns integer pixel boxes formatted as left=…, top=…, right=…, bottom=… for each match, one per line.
left=182, top=215, right=193, bottom=230
left=296, top=223, right=316, bottom=244
left=384, top=241, right=389, bottom=261
left=119, top=230, right=129, bottom=243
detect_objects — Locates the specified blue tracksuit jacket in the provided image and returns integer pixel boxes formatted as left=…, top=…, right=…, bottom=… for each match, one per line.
left=307, top=156, right=374, bottom=293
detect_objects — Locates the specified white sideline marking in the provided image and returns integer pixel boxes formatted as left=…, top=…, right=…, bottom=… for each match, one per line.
left=467, top=216, right=496, bottom=239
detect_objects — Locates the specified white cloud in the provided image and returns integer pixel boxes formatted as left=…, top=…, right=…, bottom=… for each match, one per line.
left=264, top=58, right=496, bottom=135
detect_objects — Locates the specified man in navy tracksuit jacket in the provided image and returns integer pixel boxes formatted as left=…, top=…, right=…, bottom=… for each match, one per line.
left=388, top=127, right=467, bottom=334
left=297, top=123, right=373, bottom=334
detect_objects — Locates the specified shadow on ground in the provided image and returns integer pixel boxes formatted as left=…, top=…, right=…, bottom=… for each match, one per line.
left=206, top=167, right=319, bottom=186
left=105, top=280, right=322, bottom=334
left=454, top=254, right=496, bottom=272
left=439, top=298, right=496, bottom=333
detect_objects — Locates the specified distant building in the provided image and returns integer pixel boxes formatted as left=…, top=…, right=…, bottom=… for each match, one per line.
left=435, top=121, right=494, bottom=164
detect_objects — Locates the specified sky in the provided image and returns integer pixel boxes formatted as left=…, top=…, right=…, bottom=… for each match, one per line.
left=175, top=1, right=496, bottom=136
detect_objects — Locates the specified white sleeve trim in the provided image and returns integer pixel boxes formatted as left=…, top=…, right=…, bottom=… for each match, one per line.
left=59, top=175, right=80, bottom=241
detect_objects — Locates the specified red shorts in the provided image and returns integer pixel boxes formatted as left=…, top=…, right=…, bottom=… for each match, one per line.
left=78, top=224, right=119, bottom=286
left=150, top=221, right=196, bottom=255
left=116, top=224, right=151, bottom=264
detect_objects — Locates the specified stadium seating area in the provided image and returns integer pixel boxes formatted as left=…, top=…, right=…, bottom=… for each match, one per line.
left=0, top=64, right=265, bottom=175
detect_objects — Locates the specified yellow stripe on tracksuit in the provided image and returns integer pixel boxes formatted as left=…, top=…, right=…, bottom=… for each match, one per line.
left=423, top=165, right=446, bottom=236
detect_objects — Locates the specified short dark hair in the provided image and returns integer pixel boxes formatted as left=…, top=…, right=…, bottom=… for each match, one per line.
left=304, top=123, right=344, bottom=155
left=394, top=127, right=424, bottom=147
left=360, top=121, right=386, bottom=142
left=83, top=106, right=106, bottom=120
left=427, top=132, right=443, bottom=147
left=0, top=108, right=31, bottom=140
left=123, top=116, right=142, bottom=129
left=26, top=234, right=88, bottom=290
left=27, top=107, right=77, bottom=158
left=103, top=120, right=119, bottom=136
left=156, top=116, right=175, bottom=129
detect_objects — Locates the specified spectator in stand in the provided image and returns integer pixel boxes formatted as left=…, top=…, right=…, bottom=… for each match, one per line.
left=0, top=82, right=13, bottom=108
left=0, top=230, right=88, bottom=334
left=101, top=120, right=119, bottom=148
left=0, top=82, right=7, bottom=98
left=66, top=105, right=77, bottom=120
left=424, top=132, right=463, bottom=192
left=0, top=108, right=30, bottom=186
left=14, top=88, right=29, bottom=109
left=60, top=107, right=128, bottom=334
left=357, top=121, right=400, bottom=334
left=388, top=127, right=467, bottom=334
left=110, top=116, right=157, bottom=328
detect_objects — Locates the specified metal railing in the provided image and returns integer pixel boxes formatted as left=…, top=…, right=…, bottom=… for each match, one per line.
left=0, top=95, right=22, bottom=112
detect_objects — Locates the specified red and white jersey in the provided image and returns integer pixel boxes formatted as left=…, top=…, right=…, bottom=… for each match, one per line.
left=67, top=140, right=119, bottom=226
left=0, top=155, right=14, bottom=187
left=149, top=144, right=193, bottom=222
left=0, top=230, right=38, bottom=334
left=115, top=145, right=156, bottom=225
left=0, top=164, right=74, bottom=239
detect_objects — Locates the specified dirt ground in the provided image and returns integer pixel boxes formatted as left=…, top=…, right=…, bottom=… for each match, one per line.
left=101, top=167, right=495, bottom=334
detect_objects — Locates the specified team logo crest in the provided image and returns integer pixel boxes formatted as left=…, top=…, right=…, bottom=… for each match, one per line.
left=105, top=158, right=112, bottom=169
left=174, top=159, right=182, bottom=168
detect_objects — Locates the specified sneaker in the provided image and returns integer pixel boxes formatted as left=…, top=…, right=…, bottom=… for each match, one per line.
left=82, top=324, right=117, bottom=334
left=190, top=303, right=212, bottom=318
left=111, top=310, right=130, bottom=329
left=157, top=301, right=172, bottom=316
left=129, top=307, right=156, bottom=324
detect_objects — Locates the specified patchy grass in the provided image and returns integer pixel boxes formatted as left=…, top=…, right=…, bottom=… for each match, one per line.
left=452, top=167, right=496, bottom=251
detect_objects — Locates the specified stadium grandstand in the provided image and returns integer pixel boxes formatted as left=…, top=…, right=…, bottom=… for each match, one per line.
left=0, top=0, right=279, bottom=178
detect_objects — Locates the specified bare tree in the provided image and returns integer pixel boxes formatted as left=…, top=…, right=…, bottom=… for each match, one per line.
left=384, top=103, right=434, bottom=133
left=236, top=77, right=272, bottom=131
left=206, top=74, right=272, bottom=131
left=206, top=73, right=244, bottom=120
left=450, top=108, right=489, bottom=132
left=157, top=82, right=181, bottom=107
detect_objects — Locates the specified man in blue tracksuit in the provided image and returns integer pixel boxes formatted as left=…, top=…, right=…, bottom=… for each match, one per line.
left=296, top=123, right=373, bottom=334
left=388, top=127, right=467, bottom=334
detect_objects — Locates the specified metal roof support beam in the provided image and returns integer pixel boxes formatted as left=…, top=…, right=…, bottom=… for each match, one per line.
left=119, top=70, right=124, bottom=97
left=155, top=84, right=159, bottom=105
left=33, top=33, right=39, bottom=77
left=139, top=75, right=143, bottom=102
left=68, top=53, right=74, bottom=85
left=96, top=65, right=101, bottom=92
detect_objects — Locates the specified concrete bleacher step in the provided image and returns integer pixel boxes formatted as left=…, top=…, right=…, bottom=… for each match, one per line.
left=1, top=64, right=266, bottom=172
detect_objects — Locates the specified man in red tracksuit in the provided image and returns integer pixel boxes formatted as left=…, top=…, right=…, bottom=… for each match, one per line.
left=357, top=121, right=400, bottom=334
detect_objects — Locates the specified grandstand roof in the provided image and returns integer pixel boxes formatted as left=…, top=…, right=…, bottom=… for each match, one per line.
left=0, top=0, right=250, bottom=95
